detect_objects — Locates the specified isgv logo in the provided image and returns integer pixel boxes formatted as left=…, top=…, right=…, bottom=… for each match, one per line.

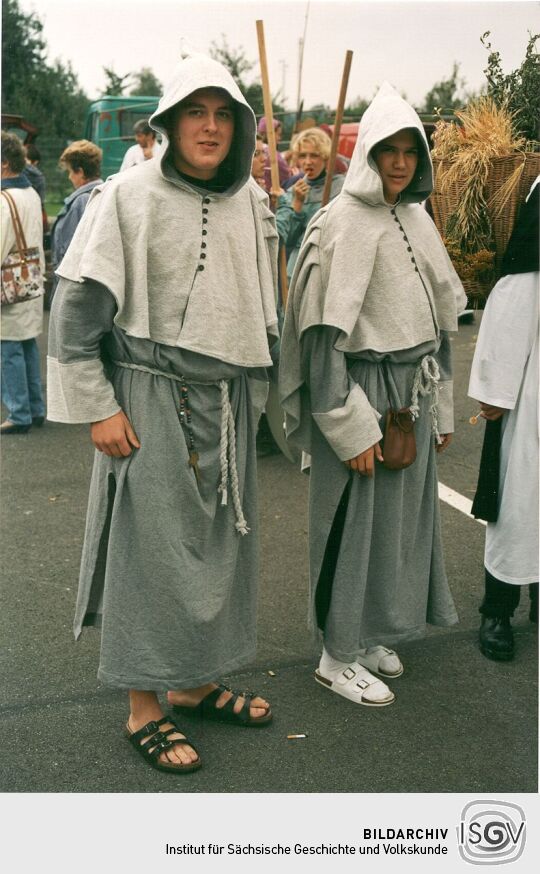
left=458, top=800, right=526, bottom=865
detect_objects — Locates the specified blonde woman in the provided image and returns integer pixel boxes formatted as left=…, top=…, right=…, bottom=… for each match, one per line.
left=275, top=127, right=344, bottom=282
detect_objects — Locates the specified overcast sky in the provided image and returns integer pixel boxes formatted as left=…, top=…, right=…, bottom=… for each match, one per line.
left=19, top=0, right=539, bottom=110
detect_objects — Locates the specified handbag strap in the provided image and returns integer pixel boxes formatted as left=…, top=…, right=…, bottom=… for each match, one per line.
left=1, top=190, right=29, bottom=257
left=381, top=359, right=396, bottom=408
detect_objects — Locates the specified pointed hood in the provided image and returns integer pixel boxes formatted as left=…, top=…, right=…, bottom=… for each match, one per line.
left=343, top=82, right=433, bottom=205
left=149, top=50, right=256, bottom=197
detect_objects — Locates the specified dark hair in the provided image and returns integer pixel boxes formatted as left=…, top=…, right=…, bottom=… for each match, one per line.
left=25, top=143, right=41, bottom=163
left=59, top=140, right=102, bottom=180
left=1, top=131, right=26, bottom=174
left=133, top=119, right=154, bottom=136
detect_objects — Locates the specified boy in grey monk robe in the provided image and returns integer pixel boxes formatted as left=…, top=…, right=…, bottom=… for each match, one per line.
left=47, top=52, right=278, bottom=773
left=280, top=83, right=466, bottom=706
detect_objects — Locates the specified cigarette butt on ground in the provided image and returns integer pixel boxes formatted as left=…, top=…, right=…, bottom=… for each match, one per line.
left=287, top=733, right=308, bottom=740
left=267, top=670, right=276, bottom=677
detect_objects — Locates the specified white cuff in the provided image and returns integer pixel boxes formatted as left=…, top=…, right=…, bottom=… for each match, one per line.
left=313, top=382, right=383, bottom=461
left=47, top=357, right=121, bottom=423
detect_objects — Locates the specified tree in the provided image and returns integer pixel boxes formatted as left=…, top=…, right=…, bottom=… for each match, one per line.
left=2, top=0, right=90, bottom=199
left=102, top=66, right=132, bottom=96
left=210, top=36, right=254, bottom=88
left=130, top=67, right=162, bottom=97
left=421, top=63, right=467, bottom=113
left=1, top=0, right=46, bottom=107
left=2, top=0, right=88, bottom=138
left=209, top=35, right=283, bottom=117
left=345, top=96, right=370, bottom=119
left=481, top=31, right=540, bottom=141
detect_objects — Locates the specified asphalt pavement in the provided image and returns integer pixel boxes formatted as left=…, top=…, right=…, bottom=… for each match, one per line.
left=0, top=314, right=537, bottom=793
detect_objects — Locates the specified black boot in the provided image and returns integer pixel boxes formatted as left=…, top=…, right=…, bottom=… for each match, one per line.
left=479, top=616, right=514, bottom=661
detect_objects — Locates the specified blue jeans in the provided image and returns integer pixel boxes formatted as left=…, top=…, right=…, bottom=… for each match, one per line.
left=1, top=338, right=45, bottom=426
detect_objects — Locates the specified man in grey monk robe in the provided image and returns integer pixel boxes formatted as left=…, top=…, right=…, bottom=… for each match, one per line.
left=47, top=52, right=278, bottom=773
left=280, top=83, right=466, bottom=707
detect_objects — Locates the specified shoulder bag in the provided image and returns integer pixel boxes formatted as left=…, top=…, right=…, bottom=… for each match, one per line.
left=1, top=190, right=44, bottom=306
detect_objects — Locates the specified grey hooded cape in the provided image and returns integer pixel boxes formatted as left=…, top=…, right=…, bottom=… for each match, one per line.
left=47, top=52, right=278, bottom=690
left=279, top=84, right=466, bottom=658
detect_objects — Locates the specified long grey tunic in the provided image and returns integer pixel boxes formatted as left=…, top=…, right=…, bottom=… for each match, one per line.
left=303, top=326, right=458, bottom=660
left=49, top=281, right=268, bottom=690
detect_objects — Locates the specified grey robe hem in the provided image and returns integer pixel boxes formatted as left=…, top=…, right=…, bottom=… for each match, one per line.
left=48, top=281, right=268, bottom=690
left=319, top=617, right=458, bottom=663
left=71, top=338, right=265, bottom=689
left=305, top=335, right=458, bottom=659
left=97, top=646, right=258, bottom=692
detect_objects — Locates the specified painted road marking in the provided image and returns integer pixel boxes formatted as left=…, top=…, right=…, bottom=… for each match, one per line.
left=438, top=482, right=487, bottom=526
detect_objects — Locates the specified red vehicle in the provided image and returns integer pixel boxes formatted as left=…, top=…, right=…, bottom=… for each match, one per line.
left=1, top=113, right=38, bottom=144
left=326, top=120, right=441, bottom=159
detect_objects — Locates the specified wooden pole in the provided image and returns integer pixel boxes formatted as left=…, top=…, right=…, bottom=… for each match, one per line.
left=321, top=49, right=353, bottom=207
left=279, top=246, right=289, bottom=309
left=256, top=18, right=289, bottom=312
left=256, top=20, right=280, bottom=196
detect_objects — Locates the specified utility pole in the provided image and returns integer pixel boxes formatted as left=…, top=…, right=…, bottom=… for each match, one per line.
left=296, top=0, right=310, bottom=115
left=279, top=59, right=288, bottom=107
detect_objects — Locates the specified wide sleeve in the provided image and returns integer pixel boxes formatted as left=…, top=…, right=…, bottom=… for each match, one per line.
left=468, top=273, right=537, bottom=409
left=47, top=278, right=121, bottom=423
left=434, top=331, right=454, bottom=433
left=301, top=323, right=383, bottom=460
left=249, top=179, right=280, bottom=332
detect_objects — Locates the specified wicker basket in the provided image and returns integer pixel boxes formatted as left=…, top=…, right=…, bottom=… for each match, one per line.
left=460, top=276, right=495, bottom=307
left=430, top=152, right=540, bottom=301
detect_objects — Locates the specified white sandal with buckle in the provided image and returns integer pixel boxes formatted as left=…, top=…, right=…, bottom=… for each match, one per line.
left=314, top=662, right=395, bottom=706
left=356, top=646, right=403, bottom=678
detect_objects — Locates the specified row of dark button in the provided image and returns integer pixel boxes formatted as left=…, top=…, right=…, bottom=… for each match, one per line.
left=197, top=197, right=212, bottom=271
left=390, top=207, right=419, bottom=273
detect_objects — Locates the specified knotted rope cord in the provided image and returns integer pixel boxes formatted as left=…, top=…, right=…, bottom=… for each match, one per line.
left=218, top=379, right=250, bottom=536
left=409, top=354, right=442, bottom=443
left=112, top=361, right=250, bottom=533
left=218, top=381, right=230, bottom=506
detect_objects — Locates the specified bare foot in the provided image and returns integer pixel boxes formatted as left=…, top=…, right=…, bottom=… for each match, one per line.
left=128, top=690, right=199, bottom=767
left=167, top=682, right=269, bottom=720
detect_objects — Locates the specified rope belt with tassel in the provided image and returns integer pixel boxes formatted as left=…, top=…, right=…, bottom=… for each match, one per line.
left=112, top=360, right=250, bottom=535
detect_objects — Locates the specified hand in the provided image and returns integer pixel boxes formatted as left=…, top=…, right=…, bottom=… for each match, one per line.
left=269, top=188, right=285, bottom=210
left=479, top=403, right=507, bottom=421
left=292, top=176, right=310, bottom=210
left=436, top=433, right=452, bottom=453
left=345, top=442, right=383, bottom=477
left=91, top=410, right=141, bottom=457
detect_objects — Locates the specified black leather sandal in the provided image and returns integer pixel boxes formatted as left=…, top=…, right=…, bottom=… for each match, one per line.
left=125, top=715, right=202, bottom=773
left=172, top=683, right=272, bottom=727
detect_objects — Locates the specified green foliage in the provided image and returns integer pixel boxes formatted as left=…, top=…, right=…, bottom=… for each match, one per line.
left=209, top=35, right=283, bottom=117
left=130, top=67, right=162, bottom=97
left=345, top=95, right=369, bottom=119
left=2, top=0, right=90, bottom=201
left=421, top=62, right=467, bottom=113
left=102, top=66, right=131, bottom=96
left=1, top=0, right=46, bottom=104
left=2, top=0, right=88, bottom=138
left=481, top=31, right=540, bottom=141
left=210, top=36, right=254, bottom=86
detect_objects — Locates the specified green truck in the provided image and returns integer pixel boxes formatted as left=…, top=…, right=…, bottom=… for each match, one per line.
left=84, top=95, right=160, bottom=178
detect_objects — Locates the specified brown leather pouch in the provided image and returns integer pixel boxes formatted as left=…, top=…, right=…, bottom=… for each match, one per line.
left=381, top=407, right=416, bottom=470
